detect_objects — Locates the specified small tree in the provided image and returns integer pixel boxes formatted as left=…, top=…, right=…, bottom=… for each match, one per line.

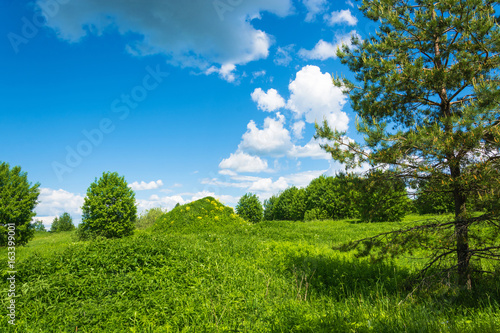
left=263, top=195, right=278, bottom=221
left=0, top=162, right=40, bottom=246
left=236, top=193, right=263, bottom=223
left=414, top=177, right=454, bottom=215
left=356, top=171, right=411, bottom=222
left=33, top=220, right=47, bottom=232
left=274, top=187, right=307, bottom=221
left=79, top=172, right=137, bottom=239
left=135, top=207, right=166, bottom=230
left=51, top=212, right=75, bottom=232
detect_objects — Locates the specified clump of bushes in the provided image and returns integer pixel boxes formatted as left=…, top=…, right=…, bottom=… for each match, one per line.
left=135, top=207, right=166, bottom=230
left=50, top=212, right=75, bottom=232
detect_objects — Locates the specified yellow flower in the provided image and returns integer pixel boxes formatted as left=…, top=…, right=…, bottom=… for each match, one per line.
left=197, top=216, right=202, bottom=219
left=186, top=206, right=190, bottom=211
left=214, top=216, right=219, bottom=221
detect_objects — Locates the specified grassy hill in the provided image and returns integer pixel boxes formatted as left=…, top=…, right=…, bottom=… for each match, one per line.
left=1, top=198, right=499, bottom=332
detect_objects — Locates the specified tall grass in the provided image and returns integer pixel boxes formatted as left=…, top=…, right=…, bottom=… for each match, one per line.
left=1, top=206, right=499, bottom=332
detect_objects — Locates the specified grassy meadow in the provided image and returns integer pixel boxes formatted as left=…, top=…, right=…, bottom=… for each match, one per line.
left=1, top=197, right=500, bottom=332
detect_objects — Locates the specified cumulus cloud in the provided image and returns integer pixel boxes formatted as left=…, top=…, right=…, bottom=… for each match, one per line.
left=291, top=121, right=306, bottom=139
left=248, top=177, right=288, bottom=192
left=288, top=138, right=331, bottom=159
left=35, top=188, right=84, bottom=217
left=219, top=152, right=270, bottom=173
left=129, top=180, right=164, bottom=191
left=239, top=113, right=293, bottom=156
left=251, top=88, right=286, bottom=112
left=324, top=9, right=358, bottom=26
left=286, top=65, right=349, bottom=131
left=137, top=194, right=185, bottom=212
left=36, top=0, right=294, bottom=80
left=299, top=31, right=359, bottom=61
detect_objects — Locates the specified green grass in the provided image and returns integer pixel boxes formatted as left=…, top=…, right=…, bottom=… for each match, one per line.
left=1, top=201, right=499, bottom=332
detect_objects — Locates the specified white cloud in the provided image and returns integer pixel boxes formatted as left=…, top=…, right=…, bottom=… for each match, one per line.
left=287, top=65, right=349, bottom=131
left=36, top=0, right=294, bottom=78
left=219, top=152, right=270, bottom=173
left=129, top=179, right=164, bottom=191
left=302, top=0, right=328, bottom=21
left=274, top=45, right=294, bottom=66
left=239, top=113, right=293, bottom=156
left=288, top=137, right=331, bottom=159
left=299, top=31, right=359, bottom=61
left=248, top=177, right=289, bottom=192
left=35, top=188, right=84, bottom=217
left=219, top=169, right=238, bottom=176
left=291, top=121, right=306, bottom=139
left=324, top=9, right=358, bottom=26
left=137, top=194, right=185, bottom=212
left=285, top=169, right=327, bottom=188
left=205, top=63, right=237, bottom=82
left=251, top=88, right=286, bottom=112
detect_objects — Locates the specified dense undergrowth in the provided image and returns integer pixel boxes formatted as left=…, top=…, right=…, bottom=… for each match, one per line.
left=1, top=198, right=499, bottom=332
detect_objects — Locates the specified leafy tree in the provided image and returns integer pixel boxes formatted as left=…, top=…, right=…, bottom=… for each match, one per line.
left=135, top=207, right=166, bottom=230
left=304, top=208, right=330, bottom=221
left=414, top=177, right=454, bottom=215
left=263, top=195, right=278, bottom=221
left=274, top=187, right=307, bottom=221
left=316, top=0, right=500, bottom=288
left=33, top=220, right=47, bottom=232
left=236, top=193, right=263, bottom=223
left=78, top=172, right=137, bottom=239
left=356, top=171, right=411, bottom=222
left=0, top=162, right=40, bottom=246
left=50, top=212, right=75, bottom=232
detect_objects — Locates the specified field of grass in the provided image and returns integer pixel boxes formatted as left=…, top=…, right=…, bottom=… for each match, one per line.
left=1, top=198, right=499, bottom=332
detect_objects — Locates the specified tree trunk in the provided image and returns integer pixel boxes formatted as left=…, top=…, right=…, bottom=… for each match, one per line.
left=451, top=163, right=471, bottom=289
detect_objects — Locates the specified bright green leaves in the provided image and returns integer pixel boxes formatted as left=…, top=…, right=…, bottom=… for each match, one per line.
left=0, top=162, right=40, bottom=246
left=236, top=193, right=263, bottom=224
left=79, top=172, right=137, bottom=239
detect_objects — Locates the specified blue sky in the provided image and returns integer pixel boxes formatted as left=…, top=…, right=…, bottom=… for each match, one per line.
left=1, top=0, right=377, bottom=226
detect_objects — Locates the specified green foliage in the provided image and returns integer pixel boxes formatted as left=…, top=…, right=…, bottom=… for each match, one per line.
left=304, top=208, right=329, bottom=221
left=50, top=212, right=75, bottom=232
left=2, top=215, right=500, bottom=331
left=356, top=171, right=411, bottom=222
left=305, top=173, right=360, bottom=220
left=415, top=178, right=455, bottom=215
left=314, top=0, right=500, bottom=286
left=263, top=195, right=278, bottom=221
left=135, top=207, right=166, bottom=230
left=78, top=172, right=137, bottom=240
left=154, top=196, right=249, bottom=233
left=0, top=162, right=40, bottom=246
left=236, top=193, right=263, bottom=223
left=32, top=220, right=47, bottom=232
left=274, top=187, right=307, bottom=221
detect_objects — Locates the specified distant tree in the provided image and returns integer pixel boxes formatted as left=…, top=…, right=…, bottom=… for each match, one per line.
left=236, top=193, right=263, bottom=223
left=136, top=207, right=166, bottom=230
left=356, top=171, right=411, bottom=222
left=174, top=203, right=180, bottom=208
left=263, top=195, right=278, bottom=221
left=33, top=220, right=47, bottom=232
left=274, top=187, right=306, bottom=221
left=414, top=177, right=454, bottom=215
left=51, top=212, right=75, bottom=232
left=304, top=208, right=329, bottom=221
left=0, top=162, right=40, bottom=246
left=78, top=172, right=137, bottom=239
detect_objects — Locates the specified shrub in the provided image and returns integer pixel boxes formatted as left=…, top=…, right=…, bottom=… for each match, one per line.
left=0, top=162, right=40, bottom=246
left=50, top=212, right=75, bottom=232
left=304, top=208, right=329, bottom=221
left=78, top=172, right=137, bottom=239
left=135, top=207, right=166, bottom=230
left=263, top=195, right=278, bottom=221
left=236, top=193, right=263, bottom=223
left=356, top=170, right=411, bottom=222
left=32, top=220, right=47, bottom=232
left=274, top=187, right=307, bottom=221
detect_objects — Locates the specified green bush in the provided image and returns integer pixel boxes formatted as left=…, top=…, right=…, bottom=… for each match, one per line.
left=32, top=220, right=47, bottom=232
left=135, top=207, right=166, bottom=230
left=78, top=172, right=137, bottom=240
left=0, top=162, right=40, bottom=246
left=414, top=178, right=454, bottom=215
left=50, top=212, right=75, bottom=232
left=304, top=208, right=330, bottom=221
left=274, top=187, right=307, bottom=221
left=236, top=193, right=263, bottom=223
left=263, top=195, right=278, bottom=221
left=356, top=170, right=411, bottom=222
